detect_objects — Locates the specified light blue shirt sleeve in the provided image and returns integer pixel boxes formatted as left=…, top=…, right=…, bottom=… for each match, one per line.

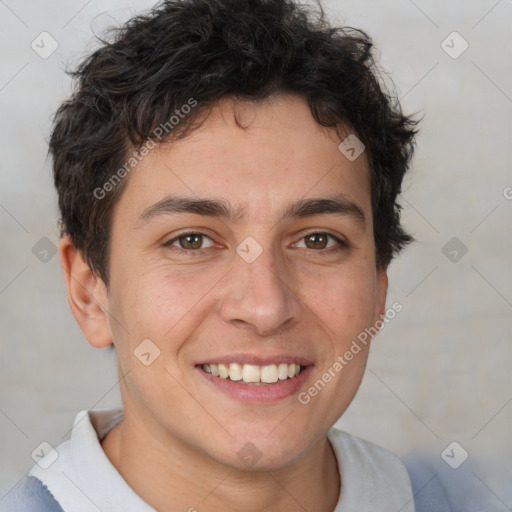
left=0, top=475, right=64, bottom=512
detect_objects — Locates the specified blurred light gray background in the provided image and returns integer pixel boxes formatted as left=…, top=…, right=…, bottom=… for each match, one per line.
left=1, top=0, right=511, bottom=506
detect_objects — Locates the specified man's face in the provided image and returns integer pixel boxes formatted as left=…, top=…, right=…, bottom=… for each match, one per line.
left=101, top=94, right=387, bottom=470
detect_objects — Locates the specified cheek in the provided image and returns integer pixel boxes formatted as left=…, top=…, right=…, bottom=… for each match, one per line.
left=105, top=266, right=211, bottom=405
left=110, top=264, right=223, bottom=350
left=302, top=267, right=378, bottom=340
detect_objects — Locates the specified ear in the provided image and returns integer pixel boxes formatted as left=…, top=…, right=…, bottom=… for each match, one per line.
left=59, top=235, right=113, bottom=348
left=372, top=268, right=388, bottom=329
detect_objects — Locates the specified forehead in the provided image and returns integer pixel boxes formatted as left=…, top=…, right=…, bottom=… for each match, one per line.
left=114, top=94, right=371, bottom=223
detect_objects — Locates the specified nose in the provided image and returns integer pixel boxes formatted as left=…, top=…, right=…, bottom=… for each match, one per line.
left=218, top=247, right=303, bottom=336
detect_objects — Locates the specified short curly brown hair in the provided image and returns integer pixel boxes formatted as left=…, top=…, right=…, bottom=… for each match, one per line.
left=50, top=0, right=419, bottom=285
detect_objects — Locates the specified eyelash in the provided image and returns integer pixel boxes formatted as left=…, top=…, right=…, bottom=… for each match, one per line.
left=163, top=230, right=348, bottom=255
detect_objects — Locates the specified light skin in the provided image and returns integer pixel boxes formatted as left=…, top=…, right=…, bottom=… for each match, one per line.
left=60, top=93, right=388, bottom=512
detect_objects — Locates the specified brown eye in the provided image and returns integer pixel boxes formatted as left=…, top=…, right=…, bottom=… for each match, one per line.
left=178, top=234, right=203, bottom=249
left=304, top=233, right=329, bottom=249
left=295, top=232, right=346, bottom=252
left=165, top=232, right=215, bottom=251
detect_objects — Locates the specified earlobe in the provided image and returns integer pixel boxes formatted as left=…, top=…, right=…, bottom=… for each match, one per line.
left=373, top=268, right=389, bottom=328
left=59, top=235, right=113, bottom=348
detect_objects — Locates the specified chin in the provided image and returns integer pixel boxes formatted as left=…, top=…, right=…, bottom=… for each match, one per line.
left=209, top=428, right=315, bottom=472
left=215, top=447, right=304, bottom=473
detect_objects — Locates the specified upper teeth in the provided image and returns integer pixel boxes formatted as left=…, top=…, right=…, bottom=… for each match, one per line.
left=202, top=363, right=302, bottom=383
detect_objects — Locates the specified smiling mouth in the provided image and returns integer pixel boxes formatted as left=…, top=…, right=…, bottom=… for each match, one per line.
left=200, top=363, right=305, bottom=384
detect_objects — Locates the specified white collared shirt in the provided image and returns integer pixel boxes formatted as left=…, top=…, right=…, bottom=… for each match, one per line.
left=29, top=409, right=415, bottom=512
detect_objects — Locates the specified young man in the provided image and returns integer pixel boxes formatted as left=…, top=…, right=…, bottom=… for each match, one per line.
left=2, top=0, right=466, bottom=510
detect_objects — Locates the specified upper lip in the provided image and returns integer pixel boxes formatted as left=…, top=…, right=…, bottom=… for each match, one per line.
left=196, top=353, right=314, bottom=367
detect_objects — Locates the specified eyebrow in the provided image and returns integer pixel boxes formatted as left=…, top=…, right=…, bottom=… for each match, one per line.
left=136, top=193, right=366, bottom=228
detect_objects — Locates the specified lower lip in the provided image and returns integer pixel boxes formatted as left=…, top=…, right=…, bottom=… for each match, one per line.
left=197, top=366, right=314, bottom=404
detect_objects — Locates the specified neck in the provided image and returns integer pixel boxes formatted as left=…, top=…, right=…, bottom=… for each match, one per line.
left=101, top=410, right=341, bottom=512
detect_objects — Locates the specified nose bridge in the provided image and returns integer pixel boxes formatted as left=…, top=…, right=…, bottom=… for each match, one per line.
left=218, top=243, right=302, bottom=335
